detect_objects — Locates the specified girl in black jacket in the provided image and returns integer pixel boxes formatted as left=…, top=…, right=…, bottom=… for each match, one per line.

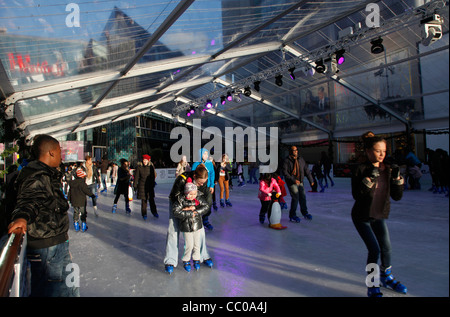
left=351, top=132, right=406, bottom=297
left=172, top=178, right=209, bottom=272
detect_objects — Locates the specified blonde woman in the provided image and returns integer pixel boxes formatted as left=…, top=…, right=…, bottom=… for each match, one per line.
left=176, top=155, right=191, bottom=177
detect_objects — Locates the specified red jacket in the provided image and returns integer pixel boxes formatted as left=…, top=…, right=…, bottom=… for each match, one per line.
left=276, top=176, right=287, bottom=197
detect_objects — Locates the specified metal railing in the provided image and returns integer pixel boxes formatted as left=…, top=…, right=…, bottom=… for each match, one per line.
left=0, top=228, right=29, bottom=297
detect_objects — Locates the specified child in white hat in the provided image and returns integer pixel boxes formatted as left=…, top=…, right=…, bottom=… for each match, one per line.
left=172, top=178, right=210, bottom=272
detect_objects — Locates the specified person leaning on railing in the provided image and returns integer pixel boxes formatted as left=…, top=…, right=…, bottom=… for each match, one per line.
left=7, top=134, right=80, bottom=297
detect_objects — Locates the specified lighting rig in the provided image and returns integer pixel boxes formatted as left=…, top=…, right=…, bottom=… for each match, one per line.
left=172, top=0, right=446, bottom=119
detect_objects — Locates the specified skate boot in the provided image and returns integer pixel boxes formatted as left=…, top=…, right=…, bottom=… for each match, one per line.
left=259, top=215, right=265, bottom=224
left=289, top=216, right=301, bottom=223
left=380, top=266, right=407, bottom=294
left=225, top=199, right=232, bottom=207
left=125, top=203, right=131, bottom=215
left=183, top=261, right=191, bottom=272
left=74, top=222, right=80, bottom=232
left=367, top=287, right=383, bottom=297
left=212, top=202, right=218, bottom=211
left=303, top=213, right=313, bottom=221
left=165, top=264, right=174, bottom=274
left=220, top=199, right=225, bottom=207
left=204, top=222, right=214, bottom=230
left=193, top=260, right=201, bottom=271
left=203, top=258, right=213, bottom=268
left=81, top=222, right=88, bottom=232
left=112, top=204, right=117, bottom=213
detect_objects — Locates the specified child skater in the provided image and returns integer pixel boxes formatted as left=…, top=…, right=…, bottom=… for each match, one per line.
left=68, top=168, right=96, bottom=232
left=172, top=178, right=210, bottom=272
left=258, top=173, right=281, bottom=224
left=274, top=173, right=288, bottom=209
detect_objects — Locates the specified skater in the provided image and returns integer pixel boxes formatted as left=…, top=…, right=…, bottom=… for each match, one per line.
left=351, top=132, right=407, bottom=297
left=247, top=161, right=259, bottom=184
left=7, top=134, right=79, bottom=296
left=112, top=158, right=131, bottom=214
left=175, top=155, right=191, bottom=177
left=237, top=162, right=245, bottom=187
left=68, top=168, right=96, bottom=232
left=320, top=151, right=334, bottom=187
left=191, top=148, right=215, bottom=230
left=282, top=146, right=315, bottom=223
left=218, top=153, right=233, bottom=207
left=164, top=164, right=213, bottom=274
left=274, top=173, right=288, bottom=209
left=133, top=154, right=158, bottom=220
left=100, top=155, right=109, bottom=193
left=172, top=178, right=210, bottom=272
left=83, top=155, right=100, bottom=216
left=257, top=173, right=281, bottom=224
left=211, top=157, right=219, bottom=211
left=311, top=162, right=326, bottom=192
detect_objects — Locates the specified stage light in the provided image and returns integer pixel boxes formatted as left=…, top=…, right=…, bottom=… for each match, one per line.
left=254, top=81, right=261, bottom=92
left=227, top=91, right=233, bottom=101
left=275, top=74, right=283, bottom=86
left=205, top=99, right=213, bottom=109
left=315, top=59, right=326, bottom=73
left=243, top=86, right=251, bottom=97
left=186, top=106, right=195, bottom=117
left=220, top=95, right=226, bottom=105
left=370, top=38, right=384, bottom=54
left=288, top=67, right=296, bottom=80
left=335, top=49, right=345, bottom=65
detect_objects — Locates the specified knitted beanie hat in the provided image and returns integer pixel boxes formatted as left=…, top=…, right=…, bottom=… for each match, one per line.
left=76, top=168, right=86, bottom=178
left=184, top=177, right=197, bottom=195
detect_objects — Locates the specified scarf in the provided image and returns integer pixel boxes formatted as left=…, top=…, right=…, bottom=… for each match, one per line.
left=291, top=155, right=300, bottom=180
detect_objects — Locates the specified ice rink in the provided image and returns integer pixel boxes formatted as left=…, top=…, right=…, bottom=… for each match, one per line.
left=68, top=174, right=449, bottom=298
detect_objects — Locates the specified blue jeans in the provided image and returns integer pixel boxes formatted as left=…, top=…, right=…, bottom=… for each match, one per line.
left=288, top=183, right=308, bottom=218
left=352, top=218, right=392, bottom=268
left=164, top=201, right=210, bottom=267
left=101, top=173, right=108, bottom=190
left=27, top=241, right=80, bottom=297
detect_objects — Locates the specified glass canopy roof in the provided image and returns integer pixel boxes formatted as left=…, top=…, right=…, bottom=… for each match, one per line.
left=0, top=0, right=448, bottom=143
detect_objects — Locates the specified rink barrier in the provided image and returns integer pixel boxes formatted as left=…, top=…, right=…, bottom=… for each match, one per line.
left=0, top=228, right=29, bottom=297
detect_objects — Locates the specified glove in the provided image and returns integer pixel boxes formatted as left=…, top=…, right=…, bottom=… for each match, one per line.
left=370, top=167, right=380, bottom=180
left=391, top=164, right=400, bottom=179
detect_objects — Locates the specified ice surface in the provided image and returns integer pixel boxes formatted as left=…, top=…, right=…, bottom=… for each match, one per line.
left=68, top=175, right=449, bottom=297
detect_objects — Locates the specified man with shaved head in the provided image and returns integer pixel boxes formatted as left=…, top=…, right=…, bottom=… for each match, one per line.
left=8, top=134, right=80, bottom=297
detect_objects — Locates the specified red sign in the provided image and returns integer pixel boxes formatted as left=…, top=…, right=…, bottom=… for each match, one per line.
left=7, top=52, right=66, bottom=76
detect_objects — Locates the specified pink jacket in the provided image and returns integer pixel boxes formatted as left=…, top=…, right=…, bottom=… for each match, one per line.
left=258, top=178, right=281, bottom=201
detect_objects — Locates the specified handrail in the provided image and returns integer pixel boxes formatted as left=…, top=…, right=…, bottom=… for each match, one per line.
left=0, top=228, right=26, bottom=297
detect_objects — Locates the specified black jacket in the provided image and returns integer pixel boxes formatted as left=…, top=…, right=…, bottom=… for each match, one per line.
left=133, top=164, right=156, bottom=199
left=11, top=160, right=70, bottom=249
left=351, top=162, right=404, bottom=222
left=282, top=155, right=314, bottom=186
left=68, top=177, right=95, bottom=207
left=172, top=192, right=209, bottom=232
left=169, top=171, right=212, bottom=215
